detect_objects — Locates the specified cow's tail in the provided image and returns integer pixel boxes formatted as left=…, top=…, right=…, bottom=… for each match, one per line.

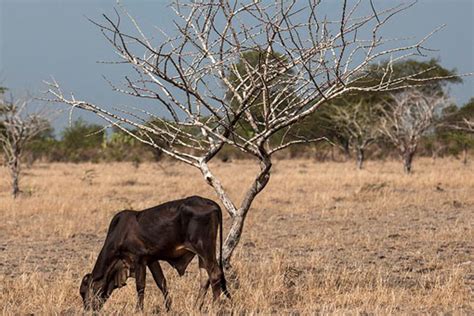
left=216, top=205, right=231, bottom=299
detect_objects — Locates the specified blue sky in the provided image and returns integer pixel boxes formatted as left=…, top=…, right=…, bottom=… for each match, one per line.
left=1, top=0, right=473, bottom=132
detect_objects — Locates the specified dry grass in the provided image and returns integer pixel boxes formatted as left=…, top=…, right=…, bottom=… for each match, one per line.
left=0, top=158, right=473, bottom=314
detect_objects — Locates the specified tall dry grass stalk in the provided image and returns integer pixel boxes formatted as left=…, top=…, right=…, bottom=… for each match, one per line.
left=0, top=158, right=473, bottom=314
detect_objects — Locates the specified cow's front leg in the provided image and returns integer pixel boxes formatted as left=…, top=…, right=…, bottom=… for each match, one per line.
left=148, top=261, right=172, bottom=311
left=135, top=262, right=146, bottom=311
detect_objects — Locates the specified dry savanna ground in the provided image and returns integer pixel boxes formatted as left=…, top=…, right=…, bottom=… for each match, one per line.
left=0, top=158, right=473, bottom=314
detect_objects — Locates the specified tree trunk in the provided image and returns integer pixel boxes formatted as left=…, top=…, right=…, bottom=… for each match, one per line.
left=221, top=188, right=270, bottom=268
left=462, top=146, right=468, bottom=165
left=200, top=155, right=271, bottom=268
left=222, top=157, right=271, bottom=267
left=342, top=140, right=351, bottom=161
left=356, top=147, right=364, bottom=170
left=403, top=150, right=415, bottom=174
left=222, top=214, right=245, bottom=268
left=10, top=156, right=20, bottom=198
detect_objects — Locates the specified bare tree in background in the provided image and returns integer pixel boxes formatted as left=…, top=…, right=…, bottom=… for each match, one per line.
left=0, top=96, right=49, bottom=198
left=329, top=99, right=381, bottom=169
left=455, top=119, right=474, bottom=163
left=463, top=120, right=474, bottom=132
left=46, top=0, right=456, bottom=266
left=379, top=88, right=449, bottom=174
left=453, top=119, right=474, bottom=134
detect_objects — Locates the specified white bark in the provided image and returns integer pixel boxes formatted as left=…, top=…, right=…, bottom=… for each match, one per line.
left=460, top=119, right=474, bottom=133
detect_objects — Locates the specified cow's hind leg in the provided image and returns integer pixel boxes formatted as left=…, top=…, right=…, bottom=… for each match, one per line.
left=148, top=261, right=172, bottom=311
left=195, top=257, right=210, bottom=310
left=196, top=252, right=226, bottom=302
left=135, top=262, right=146, bottom=311
left=209, top=261, right=226, bottom=301
left=187, top=238, right=229, bottom=302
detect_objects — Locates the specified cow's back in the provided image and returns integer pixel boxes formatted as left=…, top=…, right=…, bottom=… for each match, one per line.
left=137, top=196, right=219, bottom=226
left=180, top=195, right=220, bottom=213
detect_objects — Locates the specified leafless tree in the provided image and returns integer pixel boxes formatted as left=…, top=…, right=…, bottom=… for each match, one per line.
left=463, top=120, right=474, bottom=132
left=46, top=0, right=456, bottom=266
left=449, top=118, right=474, bottom=164
left=0, top=96, right=50, bottom=198
left=453, top=119, right=474, bottom=134
left=378, top=88, right=449, bottom=173
left=329, top=99, right=381, bottom=169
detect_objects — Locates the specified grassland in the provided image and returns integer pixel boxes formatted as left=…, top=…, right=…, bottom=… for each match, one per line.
left=0, top=158, right=473, bottom=314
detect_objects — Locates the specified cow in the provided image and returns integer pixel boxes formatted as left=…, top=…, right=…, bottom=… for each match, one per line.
left=79, top=195, right=231, bottom=311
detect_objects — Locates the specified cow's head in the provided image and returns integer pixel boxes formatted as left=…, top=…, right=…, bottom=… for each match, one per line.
left=80, top=273, right=107, bottom=311
left=80, top=260, right=131, bottom=311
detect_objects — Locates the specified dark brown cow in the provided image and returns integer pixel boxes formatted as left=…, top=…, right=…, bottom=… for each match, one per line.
left=79, top=195, right=231, bottom=311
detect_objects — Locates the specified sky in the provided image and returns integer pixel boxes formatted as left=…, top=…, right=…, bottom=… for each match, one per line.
left=1, top=0, right=473, bottom=132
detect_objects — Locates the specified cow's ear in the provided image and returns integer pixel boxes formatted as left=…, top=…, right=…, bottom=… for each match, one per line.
left=80, top=273, right=92, bottom=299
left=82, top=273, right=92, bottom=286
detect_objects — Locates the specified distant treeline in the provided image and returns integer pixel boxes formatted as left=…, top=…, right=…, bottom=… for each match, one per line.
left=24, top=119, right=160, bottom=164
left=3, top=59, right=474, bottom=166
left=24, top=97, right=474, bottom=164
